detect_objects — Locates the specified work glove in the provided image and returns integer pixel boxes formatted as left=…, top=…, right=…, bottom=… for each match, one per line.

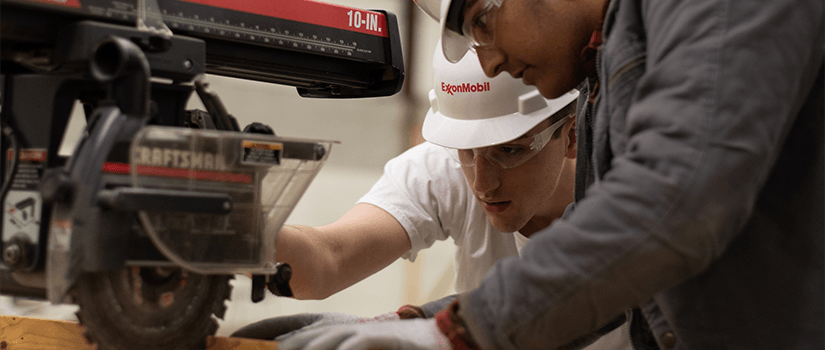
left=277, top=318, right=452, bottom=350
left=231, top=296, right=458, bottom=342
left=230, top=311, right=401, bottom=341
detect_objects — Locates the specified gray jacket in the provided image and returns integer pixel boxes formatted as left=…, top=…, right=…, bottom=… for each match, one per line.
left=459, top=0, right=824, bottom=348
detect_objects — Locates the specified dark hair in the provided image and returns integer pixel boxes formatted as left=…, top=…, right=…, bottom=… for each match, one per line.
left=550, top=100, right=577, bottom=139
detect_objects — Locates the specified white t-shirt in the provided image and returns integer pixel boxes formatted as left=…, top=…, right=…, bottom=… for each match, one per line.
left=358, top=142, right=527, bottom=293
left=359, top=142, right=632, bottom=350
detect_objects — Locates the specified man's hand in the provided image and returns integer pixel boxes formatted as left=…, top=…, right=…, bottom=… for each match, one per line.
left=230, top=312, right=400, bottom=341
left=277, top=318, right=452, bottom=350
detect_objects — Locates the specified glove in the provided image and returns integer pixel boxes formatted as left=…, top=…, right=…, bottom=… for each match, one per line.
left=278, top=318, right=451, bottom=350
left=230, top=312, right=400, bottom=341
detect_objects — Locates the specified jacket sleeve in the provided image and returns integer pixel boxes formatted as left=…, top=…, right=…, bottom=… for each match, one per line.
left=420, top=294, right=458, bottom=318
left=458, top=0, right=824, bottom=348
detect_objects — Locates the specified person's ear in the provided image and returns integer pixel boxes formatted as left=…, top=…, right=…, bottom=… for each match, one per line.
left=565, top=119, right=576, bottom=159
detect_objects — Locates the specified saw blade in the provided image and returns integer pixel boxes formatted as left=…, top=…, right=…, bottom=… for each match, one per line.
left=73, top=267, right=233, bottom=350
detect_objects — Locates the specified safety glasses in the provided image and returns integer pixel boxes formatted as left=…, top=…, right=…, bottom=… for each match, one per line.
left=456, top=114, right=572, bottom=169
left=461, top=0, right=503, bottom=51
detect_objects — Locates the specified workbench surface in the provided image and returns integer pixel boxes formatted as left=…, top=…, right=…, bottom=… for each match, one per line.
left=0, top=315, right=278, bottom=350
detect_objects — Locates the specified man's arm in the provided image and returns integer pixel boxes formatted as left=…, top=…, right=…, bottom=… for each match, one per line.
left=275, top=202, right=412, bottom=299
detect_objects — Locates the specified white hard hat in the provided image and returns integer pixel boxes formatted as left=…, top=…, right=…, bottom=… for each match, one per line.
left=412, top=0, right=472, bottom=63
left=422, top=41, right=579, bottom=150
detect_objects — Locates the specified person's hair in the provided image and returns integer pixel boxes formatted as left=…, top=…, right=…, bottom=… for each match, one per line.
left=550, top=100, right=577, bottom=139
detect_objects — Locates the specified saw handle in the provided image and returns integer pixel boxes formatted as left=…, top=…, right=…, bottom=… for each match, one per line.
left=250, top=264, right=294, bottom=303
left=268, top=264, right=294, bottom=298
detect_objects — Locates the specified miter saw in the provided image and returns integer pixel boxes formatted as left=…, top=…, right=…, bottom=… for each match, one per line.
left=0, top=0, right=404, bottom=348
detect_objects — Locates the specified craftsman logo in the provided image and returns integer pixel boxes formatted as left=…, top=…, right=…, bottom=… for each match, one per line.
left=132, top=147, right=227, bottom=171
left=441, top=82, right=491, bottom=95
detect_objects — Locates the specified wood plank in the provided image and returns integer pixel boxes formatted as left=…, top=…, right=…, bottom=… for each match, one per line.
left=0, top=315, right=278, bottom=350
left=0, top=315, right=88, bottom=350
left=205, top=336, right=279, bottom=350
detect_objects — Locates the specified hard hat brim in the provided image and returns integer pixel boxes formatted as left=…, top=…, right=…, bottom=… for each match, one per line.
left=423, top=107, right=547, bottom=149
left=422, top=90, right=579, bottom=149
left=438, top=1, right=470, bottom=63
left=441, top=29, right=470, bottom=63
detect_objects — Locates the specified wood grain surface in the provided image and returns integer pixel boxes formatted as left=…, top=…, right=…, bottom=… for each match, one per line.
left=0, top=315, right=278, bottom=350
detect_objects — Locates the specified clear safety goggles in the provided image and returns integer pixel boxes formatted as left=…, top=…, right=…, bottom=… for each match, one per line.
left=456, top=114, right=572, bottom=169
left=461, top=0, right=503, bottom=51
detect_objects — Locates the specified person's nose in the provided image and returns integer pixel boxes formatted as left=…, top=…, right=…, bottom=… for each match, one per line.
left=471, top=154, right=502, bottom=194
left=476, top=47, right=506, bottom=78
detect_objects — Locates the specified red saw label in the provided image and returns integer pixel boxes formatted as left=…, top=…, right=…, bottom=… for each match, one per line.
left=28, top=0, right=81, bottom=7
left=103, top=162, right=252, bottom=184
left=181, top=0, right=388, bottom=37
left=7, top=149, right=47, bottom=162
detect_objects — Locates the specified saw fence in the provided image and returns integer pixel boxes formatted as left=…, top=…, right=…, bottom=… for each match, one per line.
left=0, top=315, right=278, bottom=350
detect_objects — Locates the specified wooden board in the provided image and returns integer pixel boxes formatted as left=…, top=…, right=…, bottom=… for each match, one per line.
left=0, top=315, right=277, bottom=350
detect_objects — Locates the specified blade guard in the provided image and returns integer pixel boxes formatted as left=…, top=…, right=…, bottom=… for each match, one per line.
left=130, top=126, right=333, bottom=274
